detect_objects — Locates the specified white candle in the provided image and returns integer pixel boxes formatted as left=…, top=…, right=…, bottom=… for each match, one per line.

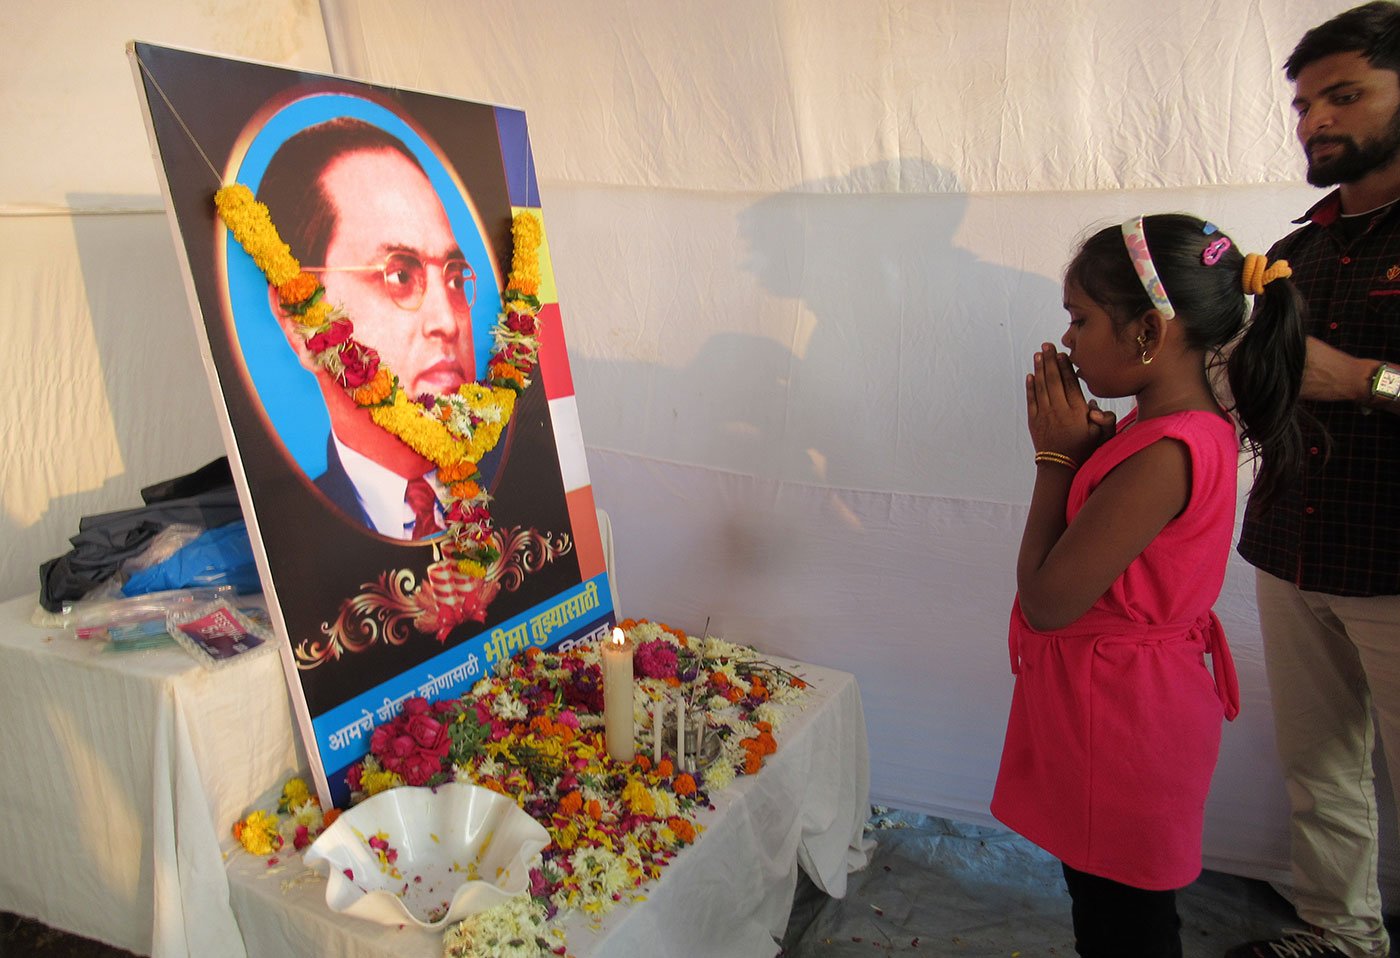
left=674, top=691, right=686, bottom=769
left=601, top=627, right=635, bottom=762
left=652, top=696, right=666, bottom=764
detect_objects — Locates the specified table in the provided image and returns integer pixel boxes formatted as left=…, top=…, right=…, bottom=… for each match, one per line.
left=224, top=660, right=873, bottom=958
left=0, top=593, right=299, bottom=958
left=0, top=579, right=871, bottom=958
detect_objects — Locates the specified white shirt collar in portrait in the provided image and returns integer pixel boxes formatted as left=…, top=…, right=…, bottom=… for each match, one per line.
left=331, top=433, right=446, bottom=539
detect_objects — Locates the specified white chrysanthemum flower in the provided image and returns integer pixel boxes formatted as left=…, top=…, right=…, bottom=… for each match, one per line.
left=751, top=701, right=783, bottom=728
left=491, top=690, right=528, bottom=721
left=474, top=756, right=504, bottom=780
left=567, top=846, right=631, bottom=914
left=768, top=681, right=806, bottom=705
left=710, top=661, right=741, bottom=684
left=702, top=636, right=746, bottom=659
left=705, top=759, right=737, bottom=792
left=442, top=893, right=548, bottom=958
left=287, top=800, right=324, bottom=831
left=728, top=718, right=760, bottom=742
left=649, top=787, right=679, bottom=819
left=444, top=406, right=475, bottom=439
left=627, top=621, right=669, bottom=644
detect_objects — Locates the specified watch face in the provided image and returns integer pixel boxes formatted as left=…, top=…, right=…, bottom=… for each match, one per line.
left=1377, top=366, right=1400, bottom=399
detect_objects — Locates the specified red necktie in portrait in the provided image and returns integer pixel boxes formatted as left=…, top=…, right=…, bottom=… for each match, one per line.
left=404, top=475, right=443, bottom=538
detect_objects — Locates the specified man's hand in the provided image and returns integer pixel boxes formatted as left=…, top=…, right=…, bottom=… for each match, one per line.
left=1302, top=336, right=1376, bottom=404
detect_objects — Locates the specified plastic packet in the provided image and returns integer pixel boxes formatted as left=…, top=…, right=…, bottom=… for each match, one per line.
left=165, top=599, right=273, bottom=669
left=102, top=621, right=179, bottom=653
left=68, top=585, right=237, bottom=640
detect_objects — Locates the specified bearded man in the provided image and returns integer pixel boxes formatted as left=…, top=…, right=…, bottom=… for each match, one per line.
left=1230, top=4, right=1400, bottom=957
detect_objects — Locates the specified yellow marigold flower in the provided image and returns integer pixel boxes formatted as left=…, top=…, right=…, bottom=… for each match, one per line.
left=511, top=211, right=542, bottom=254
left=279, top=777, right=312, bottom=811
left=555, top=822, right=579, bottom=851
left=214, top=184, right=301, bottom=285
left=510, top=274, right=540, bottom=297
left=456, top=559, right=488, bottom=579
left=299, top=300, right=335, bottom=329
left=360, top=768, right=403, bottom=796
left=233, top=810, right=283, bottom=856
left=620, top=778, right=655, bottom=818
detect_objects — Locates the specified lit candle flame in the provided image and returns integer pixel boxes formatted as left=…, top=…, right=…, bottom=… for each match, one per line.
left=611, top=626, right=626, bottom=646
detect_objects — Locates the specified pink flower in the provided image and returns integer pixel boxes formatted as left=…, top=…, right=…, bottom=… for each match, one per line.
left=635, top=640, right=678, bottom=680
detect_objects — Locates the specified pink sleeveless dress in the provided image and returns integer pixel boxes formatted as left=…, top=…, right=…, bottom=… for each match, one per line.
left=990, top=409, right=1241, bottom=891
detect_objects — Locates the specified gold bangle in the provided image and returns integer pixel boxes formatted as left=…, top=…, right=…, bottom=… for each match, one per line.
left=1034, top=451, right=1079, bottom=470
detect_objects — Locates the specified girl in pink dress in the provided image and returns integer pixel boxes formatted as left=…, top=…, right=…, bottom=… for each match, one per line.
left=991, top=214, right=1307, bottom=957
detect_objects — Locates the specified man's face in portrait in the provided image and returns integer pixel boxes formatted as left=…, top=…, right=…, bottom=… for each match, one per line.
left=316, top=147, right=476, bottom=397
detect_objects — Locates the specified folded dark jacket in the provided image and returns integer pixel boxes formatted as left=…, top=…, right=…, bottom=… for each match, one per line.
left=38, top=458, right=243, bottom=612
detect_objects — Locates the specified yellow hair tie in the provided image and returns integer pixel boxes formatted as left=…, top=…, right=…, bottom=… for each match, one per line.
left=1263, top=259, right=1292, bottom=286
left=1242, top=253, right=1291, bottom=295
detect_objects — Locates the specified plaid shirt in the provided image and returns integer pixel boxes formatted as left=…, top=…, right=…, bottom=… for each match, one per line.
left=1237, top=190, right=1400, bottom=596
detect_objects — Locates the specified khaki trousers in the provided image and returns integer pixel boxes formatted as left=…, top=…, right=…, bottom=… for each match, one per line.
left=1256, top=569, right=1400, bottom=958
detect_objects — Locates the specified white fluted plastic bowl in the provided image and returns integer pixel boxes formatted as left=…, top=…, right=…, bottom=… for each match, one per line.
left=303, top=782, right=550, bottom=929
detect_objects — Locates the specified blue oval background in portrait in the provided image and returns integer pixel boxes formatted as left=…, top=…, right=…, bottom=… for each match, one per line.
left=226, top=94, right=503, bottom=476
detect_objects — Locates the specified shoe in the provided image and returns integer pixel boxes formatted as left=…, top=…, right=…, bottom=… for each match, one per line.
left=1223, top=931, right=1348, bottom=957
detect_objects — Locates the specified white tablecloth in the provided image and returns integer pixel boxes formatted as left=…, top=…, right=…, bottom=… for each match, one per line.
left=0, top=593, right=299, bottom=958
left=225, top=660, right=874, bottom=958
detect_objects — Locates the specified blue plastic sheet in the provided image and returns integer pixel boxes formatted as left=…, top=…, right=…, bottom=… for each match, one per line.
left=121, top=521, right=261, bottom=596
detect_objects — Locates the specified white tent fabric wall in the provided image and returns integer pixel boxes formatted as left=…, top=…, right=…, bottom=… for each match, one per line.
left=4, top=0, right=1391, bottom=902
left=0, top=0, right=332, bottom=603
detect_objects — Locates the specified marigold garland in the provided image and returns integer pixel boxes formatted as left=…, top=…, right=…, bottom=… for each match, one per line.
left=214, top=183, right=545, bottom=586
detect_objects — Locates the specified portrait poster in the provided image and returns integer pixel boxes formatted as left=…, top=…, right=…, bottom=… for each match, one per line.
left=129, top=42, right=615, bottom=806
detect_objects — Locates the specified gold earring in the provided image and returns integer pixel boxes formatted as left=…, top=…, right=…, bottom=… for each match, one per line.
left=1137, top=333, right=1154, bottom=365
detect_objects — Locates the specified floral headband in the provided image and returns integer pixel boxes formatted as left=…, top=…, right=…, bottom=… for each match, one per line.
left=1120, top=216, right=1176, bottom=320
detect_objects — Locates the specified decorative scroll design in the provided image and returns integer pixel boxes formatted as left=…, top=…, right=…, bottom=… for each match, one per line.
left=294, top=526, right=575, bottom=670
left=492, top=525, right=573, bottom=592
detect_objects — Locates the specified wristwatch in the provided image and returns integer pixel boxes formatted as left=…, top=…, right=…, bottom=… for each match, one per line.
left=1372, top=363, right=1400, bottom=402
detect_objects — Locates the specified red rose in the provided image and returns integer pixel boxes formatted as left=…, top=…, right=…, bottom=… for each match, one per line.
left=305, top=318, right=353, bottom=353
left=400, top=751, right=443, bottom=786
left=406, top=713, right=448, bottom=752
left=337, top=343, right=380, bottom=388
left=504, top=311, right=537, bottom=334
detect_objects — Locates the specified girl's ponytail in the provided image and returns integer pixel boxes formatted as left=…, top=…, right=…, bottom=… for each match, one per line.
left=1226, top=266, right=1309, bottom=508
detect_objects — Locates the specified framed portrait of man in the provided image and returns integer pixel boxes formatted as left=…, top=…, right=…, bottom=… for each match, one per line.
left=130, top=42, right=614, bottom=805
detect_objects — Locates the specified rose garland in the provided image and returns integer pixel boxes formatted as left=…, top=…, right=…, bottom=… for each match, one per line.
left=215, top=185, right=544, bottom=577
